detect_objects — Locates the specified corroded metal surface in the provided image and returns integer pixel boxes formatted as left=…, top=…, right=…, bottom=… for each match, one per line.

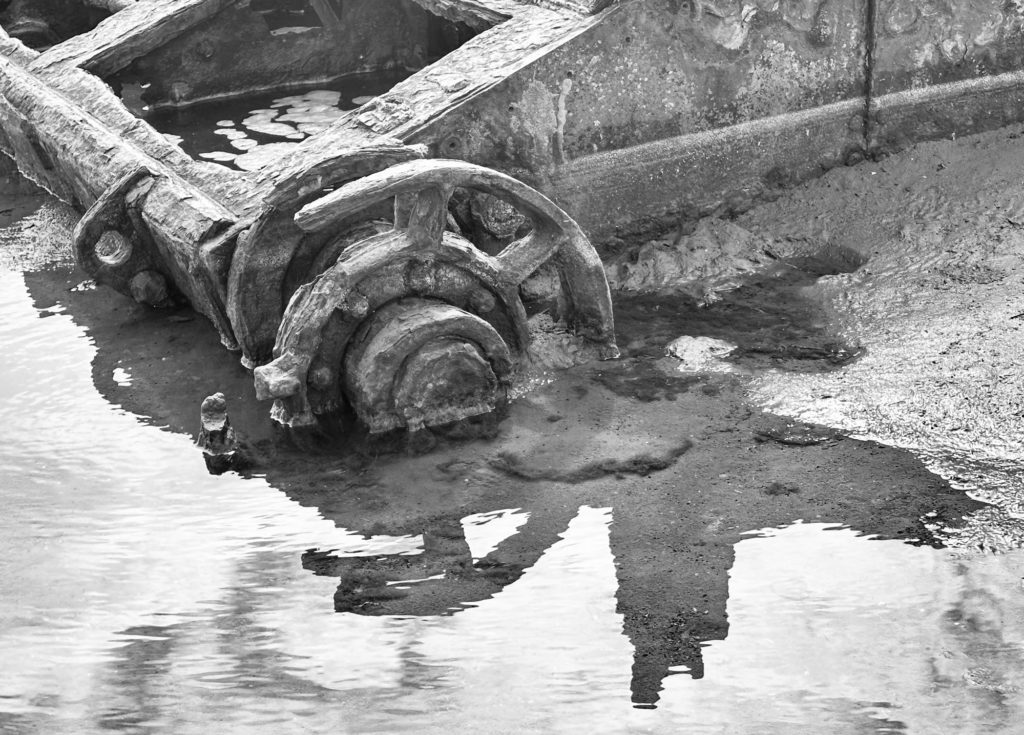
left=873, top=0, right=1024, bottom=92
left=257, top=158, right=616, bottom=429
left=869, top=1, right=1024, bottom=154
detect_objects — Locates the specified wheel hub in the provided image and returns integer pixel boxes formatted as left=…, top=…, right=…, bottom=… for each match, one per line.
left=344, top=298, right=513, bottom=432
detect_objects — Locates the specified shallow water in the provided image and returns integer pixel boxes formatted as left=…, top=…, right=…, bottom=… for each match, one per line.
left=138, top=71, right=407, bottom=171
left=5, top=136, right=1024, bottom=733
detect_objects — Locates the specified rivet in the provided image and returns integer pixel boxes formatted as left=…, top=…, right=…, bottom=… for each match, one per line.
left=308, top=366, right=335, bottom=390
left=407, top=261, right=436, bottom=293
left=469, top=289, right=496, bottom=313
left=340, top=293, right=369, bottom=320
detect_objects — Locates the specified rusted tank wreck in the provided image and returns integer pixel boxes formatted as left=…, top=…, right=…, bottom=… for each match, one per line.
left=1, top=0, right=1022, bottom=433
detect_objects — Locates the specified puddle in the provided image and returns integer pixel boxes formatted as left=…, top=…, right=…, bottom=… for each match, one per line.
left=0, top=254, right=991, bottom=729
left=612, top=261, right=863, bottom=372
left=128, top=71, right=407, bottom=171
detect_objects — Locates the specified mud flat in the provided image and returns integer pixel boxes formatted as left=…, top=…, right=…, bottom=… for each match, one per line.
left=738, top=122, right=1024, bottom=550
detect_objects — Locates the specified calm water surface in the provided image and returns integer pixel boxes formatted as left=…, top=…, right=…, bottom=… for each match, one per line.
left=3, top=203, right=1024, bottom=731
left=139, top=72, right=406, bottom=172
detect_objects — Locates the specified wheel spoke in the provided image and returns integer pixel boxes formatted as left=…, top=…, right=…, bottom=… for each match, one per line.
left=496, top=226, right=563, bottom=285
left=392, top=192, right=415, bottom=229
left=401, top=184, right=453, bottom=250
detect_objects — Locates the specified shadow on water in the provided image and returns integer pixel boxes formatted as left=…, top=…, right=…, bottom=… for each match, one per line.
left=21, top=252, right=983, bottom=708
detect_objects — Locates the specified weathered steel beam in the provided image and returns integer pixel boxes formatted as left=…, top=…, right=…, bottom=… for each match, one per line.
left=0, top=20, right=37, bottom=63
left=30, top=0, right=236, bottom=76
left=527, top=0, right=614, bottom=15
left=80, top=0, right=136, bottom=12
left=307, top=0, right=342, bottom=31
left=406, top=0, right=515, bottom=31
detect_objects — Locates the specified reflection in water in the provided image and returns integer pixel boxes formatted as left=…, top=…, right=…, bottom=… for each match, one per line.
left=140, top=72, right=406, bottom=171
left=0, top=267, right=633, bottom=732
left=4, top=208, right=1024, bottom=732
left=657, top=523, right=1024, bottom=733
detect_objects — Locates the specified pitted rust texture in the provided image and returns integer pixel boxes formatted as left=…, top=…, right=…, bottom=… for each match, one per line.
left=410, top=0, right=866, bottom=164
left=873, top=0, right=1024, bottom=93
left=868, top=1, right=1024, bottom=155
